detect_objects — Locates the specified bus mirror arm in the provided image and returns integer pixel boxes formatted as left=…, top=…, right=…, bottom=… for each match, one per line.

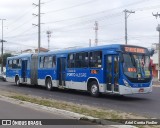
left=148, top=48, right=155, bottom=57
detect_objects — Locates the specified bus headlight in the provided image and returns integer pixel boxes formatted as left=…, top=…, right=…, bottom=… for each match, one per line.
left=123, top=79, right=130, bottom=87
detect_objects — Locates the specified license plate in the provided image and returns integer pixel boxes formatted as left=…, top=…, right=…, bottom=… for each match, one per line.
left=139, top=88, right=144, bottom=92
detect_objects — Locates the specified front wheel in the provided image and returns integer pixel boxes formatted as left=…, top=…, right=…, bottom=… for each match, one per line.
left=46, top=78, right=53, bottom=91
left=89, top=81, right=99, bottom=97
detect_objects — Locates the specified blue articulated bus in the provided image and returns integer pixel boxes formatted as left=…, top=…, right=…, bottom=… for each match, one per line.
left=6, top=44, right=153, bottom=97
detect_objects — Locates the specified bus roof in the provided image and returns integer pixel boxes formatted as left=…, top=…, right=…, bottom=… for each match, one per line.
left=40, top=44, right=123, bottom=56
left=7, top=53, right=33, bottom=60
left=7, top=44, right=149, bottom=59
left=40, top=44, right=148, bottom=56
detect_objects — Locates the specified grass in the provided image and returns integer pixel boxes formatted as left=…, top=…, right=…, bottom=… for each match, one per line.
left=9, top=95, right=122, bottom=120
left=0, top=90, right=159, bottom=128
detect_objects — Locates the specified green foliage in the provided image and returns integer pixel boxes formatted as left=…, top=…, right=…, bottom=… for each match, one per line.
left=0, top=53, right=12, bottom=66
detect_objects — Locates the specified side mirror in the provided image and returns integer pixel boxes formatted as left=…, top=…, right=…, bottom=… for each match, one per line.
left=148, top=48, right=155, bottom=57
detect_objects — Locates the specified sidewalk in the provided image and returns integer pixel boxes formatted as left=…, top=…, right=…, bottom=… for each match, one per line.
left=153, top=81, right=160, bottom=86
left=153, top=77, right=160, bottom=86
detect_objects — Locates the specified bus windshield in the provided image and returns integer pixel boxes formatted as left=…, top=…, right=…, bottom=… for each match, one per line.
left=123, top=53, right=151, bottom=79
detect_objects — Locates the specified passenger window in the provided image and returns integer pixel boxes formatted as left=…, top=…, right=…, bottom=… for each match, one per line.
left=89, top=51, right=102, bottom=68
left=52, top=56, right=56, bottom=68
left=44, top=56, right=49, bottom=68
left=48, top=56, right=52, bottom=68
left=68, top=54, right=75, bottom=68
left=27, top=60, right=30, bottom=69
left=83, top=52, right=89, bottom=68
left=12, top=60, right=17, bottom=69
left=40, top=57, right=44, bottom=68
left=17, top=59, right=21, bottom=69
left=75, top=53, right=81, bottom=68
left=75, top=52, right=88, bottom=68
left=8, top=60, right=12, bottom=68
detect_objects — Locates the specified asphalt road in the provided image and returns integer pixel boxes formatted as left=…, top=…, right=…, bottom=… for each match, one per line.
left=0, top=99, right=68, bottom=119
left=0, top=81, right=159, bottom=118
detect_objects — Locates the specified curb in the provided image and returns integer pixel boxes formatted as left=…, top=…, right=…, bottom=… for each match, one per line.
left=0, top=95, right=137, bottom=128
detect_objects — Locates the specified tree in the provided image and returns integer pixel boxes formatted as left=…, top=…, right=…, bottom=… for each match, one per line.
left=0, top=53, right=12, bottom=66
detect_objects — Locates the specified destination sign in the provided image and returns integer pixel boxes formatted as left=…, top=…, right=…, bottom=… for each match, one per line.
left=124, top=47, right=145, bottom=53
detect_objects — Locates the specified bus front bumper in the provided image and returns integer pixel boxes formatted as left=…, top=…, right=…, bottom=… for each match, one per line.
left=119, top=85, right=152, bottom=95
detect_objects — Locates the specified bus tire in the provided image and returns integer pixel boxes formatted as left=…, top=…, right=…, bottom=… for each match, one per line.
left=15, top=77, right=20, bottom=86
left=46, top=78, right=53, bottom=91
left=89, top=81, right=99, bottom=97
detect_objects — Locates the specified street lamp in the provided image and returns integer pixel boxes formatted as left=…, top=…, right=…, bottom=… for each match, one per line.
left=0, top=19, right=6, bottom=73
left=156, top=24, right=160, bottom=81
left=0, top=39, right=7, bottom=73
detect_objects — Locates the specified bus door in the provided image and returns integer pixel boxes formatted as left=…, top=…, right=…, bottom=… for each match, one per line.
left=58, top=57, right=66, bottom=86
left=106, top=55, right=119, bottom=93
left=22, top=60, right=28, bottom=82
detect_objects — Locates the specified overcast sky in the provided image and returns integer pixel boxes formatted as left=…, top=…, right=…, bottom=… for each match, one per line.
left=1, top=0, right=160, bottom=53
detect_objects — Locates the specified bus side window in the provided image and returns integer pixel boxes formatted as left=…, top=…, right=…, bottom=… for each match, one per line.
left=17, top=59, right=21, bottom=69
left=75, top=53, right=81, bottom=68
left=68, top=54, right=75, bottom=68
left=8, top=60, right=12, bottom=69
left=82, top=52, right=89, bottom=68
left=44, top=56, right=49, bottom=68
left=89, top=51, right=102, bottom=68
left=52, top=56, right=56, bottom=68
left=27, top=60, right=30, bottom=69
left=75, top=52, right=88, bottom=68
left=89, top=52, right=94, bottom=67
left=48, top=56, right=52, bottom=68
left=12, top=59, right=18, bottom=69
left=40, top=57, right=44, bottom=68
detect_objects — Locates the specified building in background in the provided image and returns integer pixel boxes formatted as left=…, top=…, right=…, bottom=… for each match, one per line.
left=151, top=43, right=159, bottom=79
left=21, top=47, right=49, bottom=54
left=151, top=52, right=158, bottom=78
left=34, top=47, right=49, bottom=53
left=21, top=49, right=33, bottom=53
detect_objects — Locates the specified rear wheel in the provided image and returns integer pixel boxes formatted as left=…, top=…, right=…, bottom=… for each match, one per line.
left=46, top=78, right=53, bottom=91
left=15, top=77, right=20, bottom=86
left=89, top=81, right=99, bottom=97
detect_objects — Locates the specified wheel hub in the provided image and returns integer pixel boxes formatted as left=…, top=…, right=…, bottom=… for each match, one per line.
left=91, top=85, right=98, bottom=94
left=47, top=82, right=51, bottom=89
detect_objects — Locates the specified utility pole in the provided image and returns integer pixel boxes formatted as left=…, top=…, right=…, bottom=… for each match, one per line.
left=89, top=39, right=91, bottom=47
left=124, top=9, right=135, bottom=45
left=46, top=30, right=52, bottom=50
left=94, top=21, right=98, bottom=46
left=153, top=12, right=160, bottom=81
left=0, top=19, right=6, bottom=73
left=33, top=0, right=42, bottom=53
